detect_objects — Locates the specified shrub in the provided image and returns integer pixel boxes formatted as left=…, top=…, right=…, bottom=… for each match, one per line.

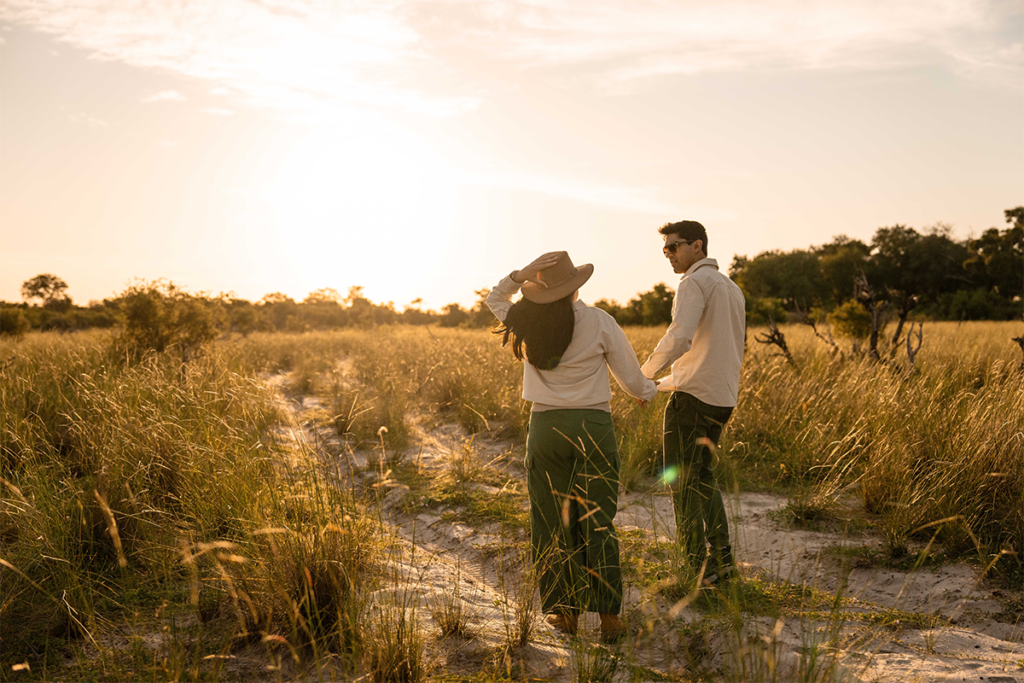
left=0, top=306, right=30, bottom=337
left=827, top=300, right=872, bottom=338
left=745, top=297, right=788, bottom=326
left=114, top=280, right=223, bottom=360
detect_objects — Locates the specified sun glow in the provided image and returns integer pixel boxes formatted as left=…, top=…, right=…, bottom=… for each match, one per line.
left=0, top=0, right=1018, bottom=308
left=252, top=124, right=460, bottom=302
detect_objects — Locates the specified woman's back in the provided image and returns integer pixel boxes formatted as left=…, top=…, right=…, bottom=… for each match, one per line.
left=487, top=278, right=656, bottom=409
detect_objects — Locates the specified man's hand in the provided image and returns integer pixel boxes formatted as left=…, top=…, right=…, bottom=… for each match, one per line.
left=634, top=398, right=649, bottom=409
left=512, top=253, right=561, bottom=286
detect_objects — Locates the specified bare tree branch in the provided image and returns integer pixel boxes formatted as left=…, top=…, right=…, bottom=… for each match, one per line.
left=888, top=290, right=918, bottom=358
left=793, top=300, right=843, bottom=360
left=755, top=315, right=795, bottom=365
left=854, top=270, right=890, bottom=361
left=906, top=321, right=923, bottom=373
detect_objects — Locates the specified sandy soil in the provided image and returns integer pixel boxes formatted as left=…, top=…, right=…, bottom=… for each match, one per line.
left=276, top=380, right=1023, bottom=683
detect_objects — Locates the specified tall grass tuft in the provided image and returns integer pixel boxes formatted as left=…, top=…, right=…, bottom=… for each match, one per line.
left=570, top=642, right=619, bottom=683
left=1, top=332, right=282, bottom=662
left=0, top=330, right=386, bottom=675
left=363, top=591, right=428, bottom=683
left=427, top=568, right=474, bottom=639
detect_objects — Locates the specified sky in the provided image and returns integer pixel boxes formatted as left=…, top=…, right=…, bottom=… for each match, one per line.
left=1, top=0, right=1022, bottom=310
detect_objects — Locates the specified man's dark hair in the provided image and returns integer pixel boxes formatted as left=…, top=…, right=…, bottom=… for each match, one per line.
left=493, top=295, right=575, bottom=370
left=659, top=220, right=708, bottom=255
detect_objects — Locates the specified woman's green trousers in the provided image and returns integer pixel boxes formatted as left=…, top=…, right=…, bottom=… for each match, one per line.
left=526, top=409, right=622, bottom=616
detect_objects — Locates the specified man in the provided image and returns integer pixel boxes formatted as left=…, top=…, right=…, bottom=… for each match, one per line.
left=640, top=220, right=746, bottom=585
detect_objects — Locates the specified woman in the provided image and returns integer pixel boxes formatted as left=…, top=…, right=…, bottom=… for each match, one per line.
left=487, top=251, right=657, bottom=642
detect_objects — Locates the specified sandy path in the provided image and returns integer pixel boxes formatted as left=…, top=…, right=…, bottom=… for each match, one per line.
left=618, top=489, right=1022, bottom=681
left=277, top=378, right=1023, bottom=682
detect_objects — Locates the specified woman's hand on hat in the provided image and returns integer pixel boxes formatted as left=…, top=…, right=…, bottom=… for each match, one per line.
left=512, top=253, right=561, bottom=287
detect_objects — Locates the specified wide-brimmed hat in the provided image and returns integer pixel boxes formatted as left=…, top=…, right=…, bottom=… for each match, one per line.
left=521, top=251, right=594, bottom=304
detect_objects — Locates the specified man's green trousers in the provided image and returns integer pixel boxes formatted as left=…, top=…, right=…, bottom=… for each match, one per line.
left=662, top=391, right=735, bottom=578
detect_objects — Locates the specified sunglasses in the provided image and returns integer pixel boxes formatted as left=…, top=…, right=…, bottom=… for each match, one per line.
left=663, top=239, right=695, bottom=256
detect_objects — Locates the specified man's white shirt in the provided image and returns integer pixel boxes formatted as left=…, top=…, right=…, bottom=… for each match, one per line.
left=641, top=258, right=746, bottom=408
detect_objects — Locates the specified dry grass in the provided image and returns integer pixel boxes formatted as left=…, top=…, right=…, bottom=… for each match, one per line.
left=234, top=322, right=1022, bottom=568
left=1, top=319, right=1020, bottom=680
left=729, top=321, right=1023, bottom=566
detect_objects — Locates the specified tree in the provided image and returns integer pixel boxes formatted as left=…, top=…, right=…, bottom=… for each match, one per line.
left=941, top=288, right=1016, bottom=321
left=964, top=207, right=1024, bottom=307
left=401, top=298, right=436, bottom=325
left=592, top=284, right=675, bottom=327
left=259, top=293, right=298, bottom=331
left=438, top=303, right=469, bottom=328
left=303, top=288, right=343, bottom=305
left=869, top=224, right=970, bottom=312
left=115, top=280, right=222, bottom=361
left=301, top=288, right=347, bottom=329
left=21, top=274, right=72, bottom=311
left=745, top=297, right=787, bottom=326
left=455, top=288, right=495, bottom=328
left=636, top=283, right=674, bottom=325
left=815, top=236, right=870, bottom=308
left=226, top=299, right=258, bottom=336
left=828, top=300, right=872, bottom=339
left=730, top=249, right=824, bottom=309
left=593, top=299, right=628, bottom=323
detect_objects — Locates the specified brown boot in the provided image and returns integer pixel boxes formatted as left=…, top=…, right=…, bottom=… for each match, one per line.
left=546, top=613, right=578, bottom=635
left=599, top=613, right=628, bottom=643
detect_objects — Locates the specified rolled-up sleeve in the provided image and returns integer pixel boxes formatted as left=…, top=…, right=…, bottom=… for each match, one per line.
left=641, top=277, right=706, bottom=378
left=486, top=273, right=521, bottom=323
left=602, top=316, right=659, bottom=401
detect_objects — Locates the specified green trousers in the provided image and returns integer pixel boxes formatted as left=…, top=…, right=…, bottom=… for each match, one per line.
left=662, top=392, right=735, bottom=576
left=526, top=409, right=622, bottom=616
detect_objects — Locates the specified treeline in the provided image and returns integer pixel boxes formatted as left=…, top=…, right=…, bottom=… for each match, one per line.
left=2, top=207, right=1020, bottom=338
left=0, top=281, right=500, bottom=338
left=595, top=207, right=1022, bottom=326
left=730, top=207, right=1023, bottom=324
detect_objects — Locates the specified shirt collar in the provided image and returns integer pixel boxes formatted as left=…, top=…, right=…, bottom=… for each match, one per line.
left=681, top=257, right=719, bottom=279
left=572, top=299, right=587, bottom=311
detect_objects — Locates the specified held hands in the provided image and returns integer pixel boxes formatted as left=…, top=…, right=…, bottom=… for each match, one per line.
left=512, top=253, right=561, bottom=287
left=634, top=375, right=661, bottom=408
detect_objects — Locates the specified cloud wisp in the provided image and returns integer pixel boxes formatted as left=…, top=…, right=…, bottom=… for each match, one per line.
left=141, top=89, right=186, bottom=103
left=457, top=167, right=683, bottom=215
left=1, top=0, right=479, bottom=119
left=438, top=0, right=1022, bottom=87
left=2, top=0, right=1018, bottom=121
left=67, top=111, right=109, bottom=128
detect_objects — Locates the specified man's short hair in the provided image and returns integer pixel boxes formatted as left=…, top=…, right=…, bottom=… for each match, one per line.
left=659, top=220, right=708, bottom=254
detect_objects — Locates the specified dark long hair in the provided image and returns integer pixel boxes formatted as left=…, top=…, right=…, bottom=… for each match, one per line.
left=494, top=295, right=575, bottom=370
